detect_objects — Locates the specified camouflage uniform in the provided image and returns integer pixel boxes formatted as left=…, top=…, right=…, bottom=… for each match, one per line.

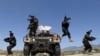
left=4, top=31, right=16, bottom=55
left=28, top=15, right=38, bottom=36
left=62, top=16, right=73, bottom=42
left=83, top=30, right=95, bottom=53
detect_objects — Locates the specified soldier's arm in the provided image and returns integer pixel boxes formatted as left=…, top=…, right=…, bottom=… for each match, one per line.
left=35, top=18, right=38, bottom=23
left=34, top=18, right=38, bottom=26
left=4, top=37, right=10, bottom=42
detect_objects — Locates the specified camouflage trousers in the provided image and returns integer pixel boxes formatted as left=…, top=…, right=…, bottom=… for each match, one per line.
left=7, top=44, right=16, bottom=54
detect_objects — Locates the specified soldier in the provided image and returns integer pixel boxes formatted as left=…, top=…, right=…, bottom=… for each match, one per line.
left=82, top=30, right=96, bottom=54
left=61, top=16, right=73, bottom=42
left=4, top=31, right=16, bottom=55
left=27, top=15, right=38, bottom=36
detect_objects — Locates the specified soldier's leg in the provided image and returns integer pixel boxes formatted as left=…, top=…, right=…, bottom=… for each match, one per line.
left=67, top=30, right=71, bottom=39
left=82, top=42, right=89, bottom=54
left=88, top=43, right=92, bottom=53
left=84, top=43, right=88, bottom=52
left=34, top=29, right=36, bottom=36
left=7, top=45, right=14, bottom=54
left=29, top=29, right=33, bottom=36
left=67, top=30, right=73, bottom=42
left=33, top=26, right=37, bottom=36
left=7, top=46, right=11, bottom=54
left=7, top=45, right=13, bottom=54
left=62, top=28, right=67, bottom=37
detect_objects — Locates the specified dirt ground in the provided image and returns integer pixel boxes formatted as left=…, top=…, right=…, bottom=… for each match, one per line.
left=61, top=53, right=100, bottom=56
left=0, top=53, right=100, bottom=56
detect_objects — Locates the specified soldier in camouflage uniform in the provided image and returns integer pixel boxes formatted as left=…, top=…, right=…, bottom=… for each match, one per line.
left=62, top=16, right=73, bottom=42
left=4, top=31, right=16, bottom=55
left=83, top=30, right=96, bottom=54
left=27, top=15, right=38, bottom=36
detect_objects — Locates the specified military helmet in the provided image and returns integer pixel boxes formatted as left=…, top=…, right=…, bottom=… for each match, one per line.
left=9, top=31, right=13, bottom=36
left=86, top=30, right=92, bottom=34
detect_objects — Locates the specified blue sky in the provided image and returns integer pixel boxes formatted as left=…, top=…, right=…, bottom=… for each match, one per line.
left=0, top=0, right=100, bottom=50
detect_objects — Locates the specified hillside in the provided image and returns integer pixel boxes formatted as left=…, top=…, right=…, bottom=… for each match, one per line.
left=62, top=44, right=100, bottom=51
